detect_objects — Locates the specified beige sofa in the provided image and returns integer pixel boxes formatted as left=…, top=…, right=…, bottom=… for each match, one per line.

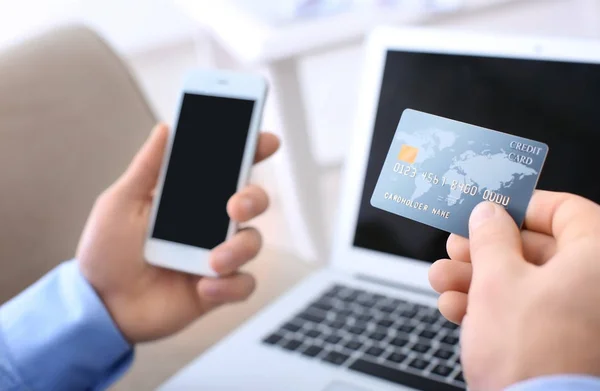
left=0, top=25, right=156, bottom=303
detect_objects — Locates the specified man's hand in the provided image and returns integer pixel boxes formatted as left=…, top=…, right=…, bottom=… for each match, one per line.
left=76, top=123, right=279, bottom=344
left=429, top=191, right=600, bottom=390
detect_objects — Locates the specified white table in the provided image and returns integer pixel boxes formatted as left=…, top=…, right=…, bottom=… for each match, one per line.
left=173, top=0, right=522, bottom=262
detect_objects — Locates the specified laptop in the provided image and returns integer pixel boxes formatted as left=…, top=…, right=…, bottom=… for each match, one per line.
left=160, top=27, right=600, bottom=391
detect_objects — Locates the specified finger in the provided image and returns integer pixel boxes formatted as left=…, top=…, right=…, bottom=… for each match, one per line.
left=447, top=230, right=556, bottom=265
left=210, top=228, right=262, bottom=275
left=118, top=123, right=169, bottom=198
left=525, top=190, right=600, bottom=247
left=447, top=234, right=470, bottom=262
left=197, top=272, right=256, bottom=305
left=254, top=133, right=280, bottom=164
left=429, top=259, right=472, bottom=294
left=227, top=185, right=269, bottom=223
left=521, top=230, right=556, bottom=264
left=469, top=202, right=525, bottom=279
left=438, top=291, right=467, bottom=325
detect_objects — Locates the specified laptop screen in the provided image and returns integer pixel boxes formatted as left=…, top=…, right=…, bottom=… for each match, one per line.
left=353, top=49, right=600, bottom=263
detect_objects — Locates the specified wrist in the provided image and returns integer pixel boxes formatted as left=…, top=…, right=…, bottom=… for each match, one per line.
left=1, top=261, right=134, bottom=390
left=76, top=260, right=137, bottom=344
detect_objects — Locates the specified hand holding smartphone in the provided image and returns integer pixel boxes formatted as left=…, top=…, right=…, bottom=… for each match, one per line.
left=145, top=69, right=268, bottom=276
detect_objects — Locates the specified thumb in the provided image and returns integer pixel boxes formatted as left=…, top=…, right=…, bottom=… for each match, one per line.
left=117, top=123, right=169, bottom=199
left=469, top=202, right=525, bottom=281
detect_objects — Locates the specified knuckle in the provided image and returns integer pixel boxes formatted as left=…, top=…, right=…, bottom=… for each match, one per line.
left=245, top=275, right=257, bottom=294
left=235, top=275, right=256, bottom=301
left=241, top=228, right=262, bottom=252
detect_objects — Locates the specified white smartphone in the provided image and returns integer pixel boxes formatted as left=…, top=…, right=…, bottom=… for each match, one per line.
left=144, top=69, right=268, bottom=276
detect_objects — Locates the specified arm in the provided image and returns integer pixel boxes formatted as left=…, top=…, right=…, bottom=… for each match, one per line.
left=506, top=376, right=600, bottom=391
left=0, top=126, right=278, bottom=390
left=0, top=261, right=133, bottom=391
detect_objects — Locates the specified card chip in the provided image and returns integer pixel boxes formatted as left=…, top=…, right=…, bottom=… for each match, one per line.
left=397, top=144, right=418, bottom=164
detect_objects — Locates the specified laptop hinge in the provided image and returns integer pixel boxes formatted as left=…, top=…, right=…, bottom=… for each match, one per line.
left=354, top=273, right=439, bottom=298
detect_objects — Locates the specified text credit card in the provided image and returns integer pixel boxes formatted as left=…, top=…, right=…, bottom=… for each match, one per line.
left=370, top=109, right=549, bottom=237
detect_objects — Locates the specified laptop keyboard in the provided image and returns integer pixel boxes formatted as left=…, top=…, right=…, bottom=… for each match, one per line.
left=262, top=284, right=465, bottom=391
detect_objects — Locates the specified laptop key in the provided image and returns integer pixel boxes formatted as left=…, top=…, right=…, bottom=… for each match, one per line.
left=390, top=337, right=409, bottom=347
left=325, top=334, right=343, bottom=344
left=367, top=331, right=386, bottom=342
left=419, top=329, right=437, bottom=340
left=302, top=345, right=323, bottom=358
left=389, top=298, right=407, bottom=307
left=365, top=346, right=385, bottom=357
left=348, top=326, right=366, bottom=335
left=322, top=351, right=350, bottom=366
left=352, top=288, right=367, bottom=296
left=263, top=334, right=282, bottom=345
left=310, top=300, right=333, bottom=312
left=346, top=290, right=360, bottom=301
left=421, top=315, right=438, bottom=324
left=413, top=342, right=431, bottom=354
left=441, top=320, right=459, bottom=330
left=408, top=357, right=428, bottom=370
left=298, top=311, right=326, bottom=324
left=357, top=295, right=377, bottom=307
left=281, top=322, right=301, bottom=332
left=329, top=284, right=344, bottom=293
left=433, top=348, right=454, bottom=360
left=400, top=308, right=418, bottom=318
left=344, top=340, right=362, bottom=351
left=356, top=313, right=373, bottom=322
left=442, top=335, right=459, bottom=345
left=350, top=360, right=464, bottom=391
left=339, top=292, right=358, bottom=303
left=336, top=286, right=354, bottom=297
left=454, top=371, right=465, bottom=383
left=371, top=293, right=385, bottom=301
left=386, top=352, right=407, bottom=364
left=397, top=323, right=415, bottom=334
left=282, top=339, right=303, bottom=351
left=305, top=329, right=321, bottom=338
left=432, top=364, right=453, bottom=377
left=377, top=318, right=394, bottom=328
left=328, top=320, right=345, bottom=329
left=379, top=305, right=396, bottom=313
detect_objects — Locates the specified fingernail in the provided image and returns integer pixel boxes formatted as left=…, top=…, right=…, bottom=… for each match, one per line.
left=470, top=202, right=497, bottom=230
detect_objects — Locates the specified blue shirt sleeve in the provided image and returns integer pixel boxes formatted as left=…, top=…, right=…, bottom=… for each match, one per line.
left=506, top=375, right=600, bottom=391
left=0, top=260, right=133, bottom=391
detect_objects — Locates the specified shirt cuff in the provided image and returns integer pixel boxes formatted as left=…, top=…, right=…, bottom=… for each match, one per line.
left=506, top=375, right=600, bottom=391
left=0, top=260, right=134, bottom=391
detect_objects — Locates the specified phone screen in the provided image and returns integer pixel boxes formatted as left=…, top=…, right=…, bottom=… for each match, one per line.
left=151, top=93, right=256, bottom=250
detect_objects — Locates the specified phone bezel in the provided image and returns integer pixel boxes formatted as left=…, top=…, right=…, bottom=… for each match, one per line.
left=144, top=69, right=267, bottom=276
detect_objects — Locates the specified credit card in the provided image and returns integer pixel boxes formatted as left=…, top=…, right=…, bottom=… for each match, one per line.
left=370, top=109, right=549, bottom=237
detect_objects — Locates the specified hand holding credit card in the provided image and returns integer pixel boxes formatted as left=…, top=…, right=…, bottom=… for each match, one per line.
left=370, top=109, right=549, bottom=237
